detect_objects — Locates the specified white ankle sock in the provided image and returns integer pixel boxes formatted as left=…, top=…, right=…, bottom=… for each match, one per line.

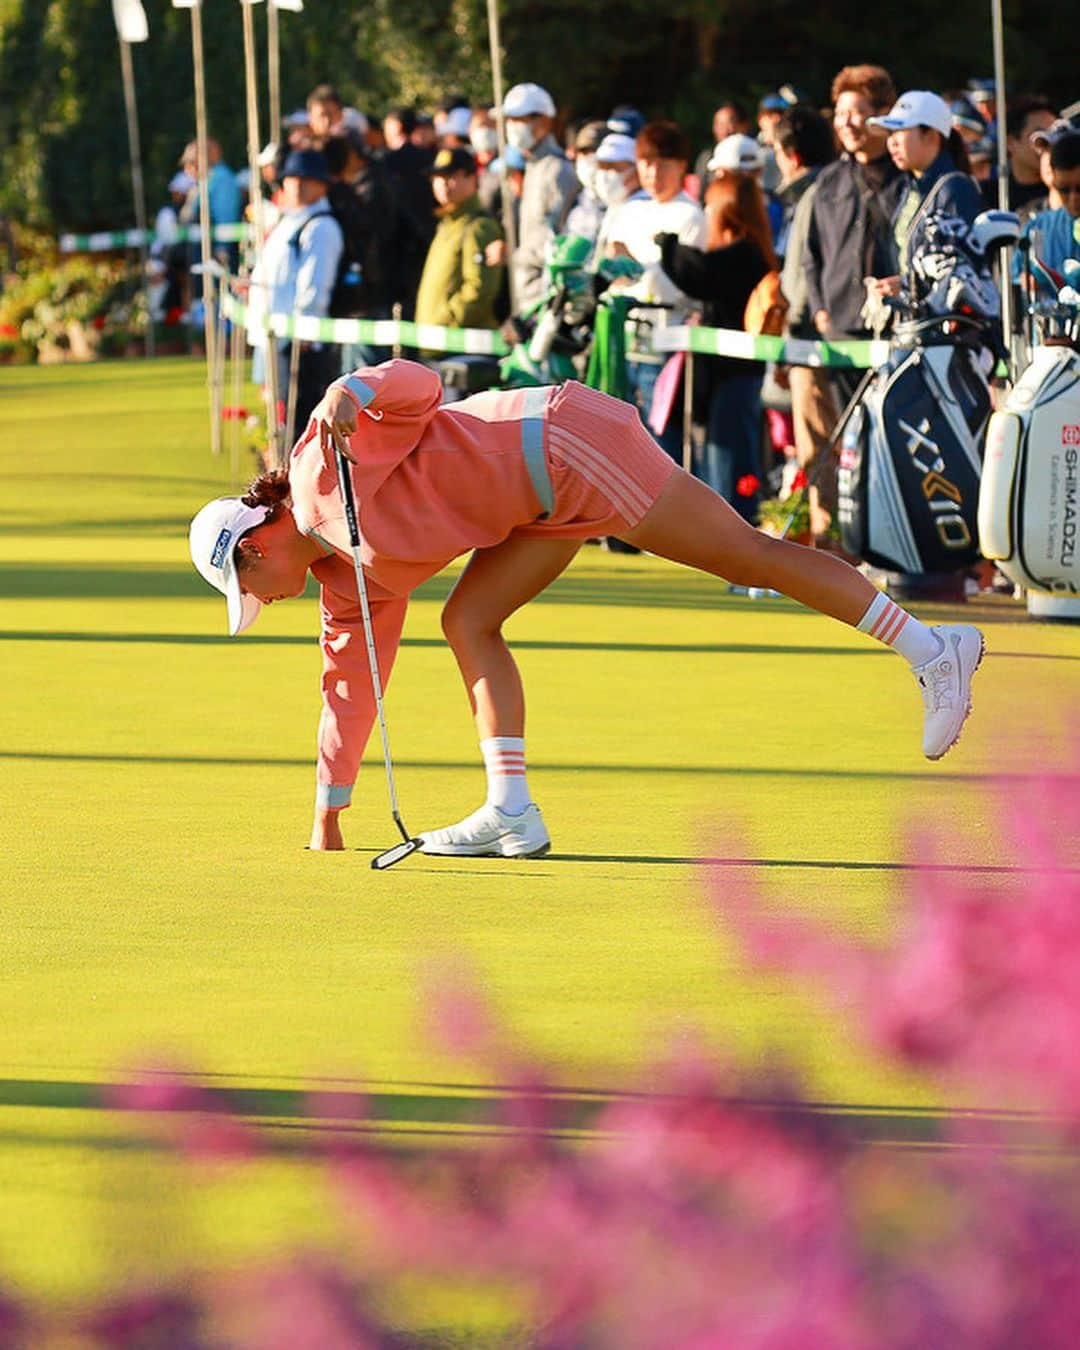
left=480, top=736, right=531, bottom=814
left=856, top=591, right=942, bottom=667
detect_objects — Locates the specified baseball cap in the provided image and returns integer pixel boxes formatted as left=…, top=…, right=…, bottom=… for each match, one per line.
left=503, top=82, right=556, bottom=119
left=281, top=148, right=330, bottom=182
left=868, top=91, right=952, bottom=138
left=574, top=120, right=609, bottom=154
left=707, top=133, right=766, bottom=173
left=189, top=497, right=269, bottom=636
left=950, top=97, right=985, bottom=136
left=256, top=142, right=279, bottom=168
left=489, top=146, right=527, bottom=175
left=441, top=105, right=473, bottom=139
left=759, top=93, right=788, bottom=112
left=1031, top=116, right=1080, bottom=150
left=428, top=146, right=478, bottom=176
left=608, top=105, right=645, bottom=139
left=967, top=78, right=996, bottom=104
left=168, top=171, right=195, bottom=194
left=340, top=106, right=369, bottom=136
left=595, top=133, right=638, bottom=165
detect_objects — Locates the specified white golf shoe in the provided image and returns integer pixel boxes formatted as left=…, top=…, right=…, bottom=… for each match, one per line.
left=419, top=802, right=551, bottom=859
left=914, top=623, right=985, bottom=760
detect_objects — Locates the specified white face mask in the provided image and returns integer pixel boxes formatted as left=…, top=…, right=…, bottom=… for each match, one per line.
left=506, top=119, right=537, bottom=153
left=575, top=154, right=598, bottom=195
left=471, top=126, right=499, bottom=156
left=594, top=167, right=630, bottom=207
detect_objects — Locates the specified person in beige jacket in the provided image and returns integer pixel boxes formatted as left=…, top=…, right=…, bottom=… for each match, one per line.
left=414, top=147, right=504, bottom=330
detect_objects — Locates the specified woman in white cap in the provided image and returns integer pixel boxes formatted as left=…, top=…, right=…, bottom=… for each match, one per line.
left=190, top=359, right=985, bottom=856
left=865, top=90, right=983, bottom=301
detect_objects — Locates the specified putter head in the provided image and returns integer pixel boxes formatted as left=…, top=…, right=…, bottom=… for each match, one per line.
left=371, top=837, right=424, bottom=870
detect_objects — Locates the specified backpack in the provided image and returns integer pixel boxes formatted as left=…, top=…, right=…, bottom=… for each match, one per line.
left=295, top=182, right=393, bottom=318
left=744, top=269, right=788, bottom=336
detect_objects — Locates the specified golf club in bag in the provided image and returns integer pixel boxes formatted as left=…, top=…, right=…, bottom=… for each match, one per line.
left=978, top=258, right=1080, bottom=596
left=331, top=429, right=423, bottom=870
left=836, top=209, right=1020, bottom=574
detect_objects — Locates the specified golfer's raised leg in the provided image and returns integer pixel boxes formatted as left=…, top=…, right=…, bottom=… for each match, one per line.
left=623, top=470, right=984, bottom=759
left=419, top=536, right=582, bottom=858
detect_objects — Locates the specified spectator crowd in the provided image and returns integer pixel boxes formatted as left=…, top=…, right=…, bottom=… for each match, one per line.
left=149, top=71, right=1080, bottom=543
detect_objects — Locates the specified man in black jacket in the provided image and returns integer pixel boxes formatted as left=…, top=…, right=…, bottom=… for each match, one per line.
left=803, top=64, right=904, bottom=400
left=324, top=131, right=401, bottom=370
left=381, top=107, right=437, bottom=317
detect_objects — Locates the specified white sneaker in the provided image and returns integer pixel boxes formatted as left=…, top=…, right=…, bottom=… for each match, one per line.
left=914, top=624, right=985, bottom=760
left=419, top=802, right=551, bottom=858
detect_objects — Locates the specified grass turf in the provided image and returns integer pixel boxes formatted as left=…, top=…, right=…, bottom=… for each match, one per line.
left=1, top=356, right=1079, bottom=1299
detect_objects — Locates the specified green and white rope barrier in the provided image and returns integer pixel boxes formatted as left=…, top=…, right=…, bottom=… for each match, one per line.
left=651, top=324, right=891, bottom=370
left=220, top=291, right=511, bottom=356
left=219, top=295, right=894, bottom=369
left=59, top=223, right=251, bottom=253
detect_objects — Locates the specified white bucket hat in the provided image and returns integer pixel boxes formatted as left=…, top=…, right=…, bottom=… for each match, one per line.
left=189, top=497, right=269, bottom=635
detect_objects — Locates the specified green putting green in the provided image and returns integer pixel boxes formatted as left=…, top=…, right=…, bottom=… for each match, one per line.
left=1, top=356, right=1078, bottom=1298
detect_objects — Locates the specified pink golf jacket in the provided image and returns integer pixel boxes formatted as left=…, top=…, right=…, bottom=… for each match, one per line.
left=287, top=359, right=552, bottom=809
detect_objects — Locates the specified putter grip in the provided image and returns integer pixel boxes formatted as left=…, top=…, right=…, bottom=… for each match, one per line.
left=334, top=441, right=361, bottom=550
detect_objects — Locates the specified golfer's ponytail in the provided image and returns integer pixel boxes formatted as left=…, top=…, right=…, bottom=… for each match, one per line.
left=242, top=470, right=291, bottom=522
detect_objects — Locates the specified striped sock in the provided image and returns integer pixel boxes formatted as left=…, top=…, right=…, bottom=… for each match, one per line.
left=856, top=591, right=942, bottom=667
left=480, top=736, right=531, bottom=815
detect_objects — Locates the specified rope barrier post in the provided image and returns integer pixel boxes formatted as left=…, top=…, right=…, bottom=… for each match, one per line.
left=991, top=0, right=1014, bottom=382
left=681, top=344, right=694, bottom=474
left=181, top=0, right=222, bottom=453
left=284, top=334, right=301, bottom=453
left=229, top=286, right=245, bottom=484
left=267, top=0, right=281, bottom=151
left=485, top=0, right=517, bottom=317
left=239, top=0, right=282, bottom=468
left=117, top=34, right=154, bottom=360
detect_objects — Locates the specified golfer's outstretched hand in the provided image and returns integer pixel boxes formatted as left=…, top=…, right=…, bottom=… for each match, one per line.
left=310, top=805, right=345, bottom=851
left=317, top=385, right=359, bottom=460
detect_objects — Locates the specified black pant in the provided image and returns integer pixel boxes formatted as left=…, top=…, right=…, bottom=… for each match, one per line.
left=276, top=340, right=333, bottom=443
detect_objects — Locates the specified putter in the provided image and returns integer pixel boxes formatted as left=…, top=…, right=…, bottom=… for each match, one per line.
left=331, top=429, right=423, bottom=870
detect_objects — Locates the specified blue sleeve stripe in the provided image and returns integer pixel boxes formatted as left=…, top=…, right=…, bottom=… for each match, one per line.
left=316, top=783, right=353, bottom=808
left=520, top=386, right=553, bottom=518
left=333, top=374, right=376, bottom=409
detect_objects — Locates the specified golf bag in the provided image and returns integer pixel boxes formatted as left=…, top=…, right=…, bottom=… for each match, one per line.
left=836, top=205, right=1013, bottom=574
left=837, top=332, right=991, bottom=572
left=979, top=344, right=1080, bottom=594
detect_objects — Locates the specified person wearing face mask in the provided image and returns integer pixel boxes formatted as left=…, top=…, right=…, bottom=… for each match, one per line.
left=590, top=132, right=647, bottom=262
left=502, top=82, right=578, bottom=310
left=601, top=120, right=707, bottom=462
left=562, top=121, right=611, bottom=243
left=469, top=108, right=500, bottom=169
left=803, top=64, right=905, bottom=402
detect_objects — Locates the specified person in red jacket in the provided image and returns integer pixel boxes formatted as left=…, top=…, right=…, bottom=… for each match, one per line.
left=190, top=360, right=984, bottom=857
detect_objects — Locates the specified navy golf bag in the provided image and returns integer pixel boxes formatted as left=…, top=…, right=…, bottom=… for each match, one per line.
left=837, top=328, right=991, bottom=572
left=836, top=207, right=1015, bottom=574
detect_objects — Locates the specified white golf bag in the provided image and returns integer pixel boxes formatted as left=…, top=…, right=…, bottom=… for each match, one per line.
left=979, top=344, right=1080, bottom=594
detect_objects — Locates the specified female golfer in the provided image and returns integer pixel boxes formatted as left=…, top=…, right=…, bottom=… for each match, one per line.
left=190, top=360, right=983, bottom=854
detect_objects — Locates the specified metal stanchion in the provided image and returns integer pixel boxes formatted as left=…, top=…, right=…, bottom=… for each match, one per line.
left=284, top=335, right=301, bottom=453
left=681, top=351, right=694, bottom=474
